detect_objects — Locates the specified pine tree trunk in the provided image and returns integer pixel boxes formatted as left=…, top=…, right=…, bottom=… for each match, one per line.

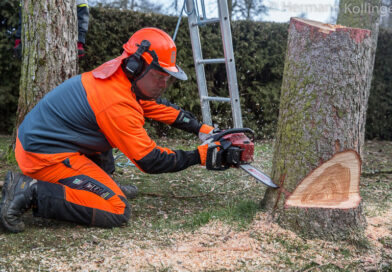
left=15, top=0, right=78, bottom=130
left=261, top=18, right=372, bottom=241
left=337, top=0, right=381, bottom=151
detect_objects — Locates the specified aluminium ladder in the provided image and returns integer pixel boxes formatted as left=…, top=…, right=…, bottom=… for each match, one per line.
left=184, top=0, right=243, bottom=128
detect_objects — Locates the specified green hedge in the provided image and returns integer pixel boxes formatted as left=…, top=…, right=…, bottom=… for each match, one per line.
left=366, top=28, right=392, bottom=140
left=0, top=0, right=20, bottom=134
left=1, top=5, right=391, bottom=140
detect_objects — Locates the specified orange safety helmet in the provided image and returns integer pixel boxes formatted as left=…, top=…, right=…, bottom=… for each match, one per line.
left=123, top=28, right=187, bottom=81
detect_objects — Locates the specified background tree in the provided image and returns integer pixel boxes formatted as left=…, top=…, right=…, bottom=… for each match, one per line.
left=337, top=0, right=382, bottom=54
left=297, top=12, right=307, bottom=19
left=230, top=0, right=268, bottom=21
left=380, top=0, right=392, bottom=28
left=327, top=0, right=340, bottom=23
left=89, top=0, right=163, bottom=13
left=170, top=0, right=180, bottom=14
left=261, top=18, right=373, bottom=241
left=337, top=0, right=382, bottom=42
left=14, top=0, right=78, bottom=135
left=337, top=0, right=382, bottom=156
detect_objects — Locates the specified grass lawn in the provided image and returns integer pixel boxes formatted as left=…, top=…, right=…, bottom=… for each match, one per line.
left=0, top=135, right=391, bottom=271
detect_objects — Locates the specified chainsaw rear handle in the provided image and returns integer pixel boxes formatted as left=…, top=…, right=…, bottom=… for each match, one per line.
left=205, top=141, right=232, bottom=171
left=210, top=128, right=255, bottom=142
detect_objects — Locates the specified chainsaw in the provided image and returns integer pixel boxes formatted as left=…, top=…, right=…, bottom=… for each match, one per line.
left=205, top=128, right=279, bottom=188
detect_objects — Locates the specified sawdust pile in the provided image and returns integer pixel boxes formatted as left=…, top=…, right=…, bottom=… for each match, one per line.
left=18, top=210, right=390, bottom=271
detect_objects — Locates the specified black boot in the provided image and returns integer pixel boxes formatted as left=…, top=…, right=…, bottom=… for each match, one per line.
left=0, top=171, right=37, bottom=233
left=119, top=184, right=138, bottom=199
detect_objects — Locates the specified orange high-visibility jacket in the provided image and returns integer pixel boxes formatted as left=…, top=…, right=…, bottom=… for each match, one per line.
left=17, top=67, right=202, bottom=174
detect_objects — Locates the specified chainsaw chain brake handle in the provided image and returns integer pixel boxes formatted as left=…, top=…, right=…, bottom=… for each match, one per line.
left=209, top=128, right=255, bottom=142
left=205, top=128, right=255, bottom=171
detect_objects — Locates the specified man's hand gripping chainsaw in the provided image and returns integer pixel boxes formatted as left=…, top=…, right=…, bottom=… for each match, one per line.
left=204, top=128, right=279, bottom=188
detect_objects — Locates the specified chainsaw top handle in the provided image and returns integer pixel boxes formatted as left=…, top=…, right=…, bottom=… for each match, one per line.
left=210, top=128, right=255, bottom=142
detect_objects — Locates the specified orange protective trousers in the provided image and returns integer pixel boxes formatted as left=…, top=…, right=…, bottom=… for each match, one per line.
left=15, top=137, right=130, bottom=227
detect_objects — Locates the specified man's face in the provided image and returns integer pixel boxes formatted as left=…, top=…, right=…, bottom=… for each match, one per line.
left=135, top=68, right=172, bottom=100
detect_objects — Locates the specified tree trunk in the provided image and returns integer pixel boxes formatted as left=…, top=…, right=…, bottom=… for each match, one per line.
left=337, top=0, right=381, bottom=151
left=338, top=0, right=382, bottom=30
left=15, top=0, right=78, bottom=132
left=261, top=18, right=372, bottom=241
left=380, top=0, right=392, bottom=28
left=228, top=0, right=234, bottom=19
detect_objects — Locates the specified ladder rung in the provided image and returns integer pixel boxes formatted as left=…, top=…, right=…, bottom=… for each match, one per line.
left=193, top=18, right=220, bottom=26
left=197, top=58, right=225, bottom=64
left=202, top=96, right=231, bottom=102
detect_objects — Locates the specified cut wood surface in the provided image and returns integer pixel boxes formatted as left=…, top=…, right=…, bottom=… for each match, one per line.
left=285, top=150, right=361, bottom=209
left=293, top=18, right=346, bottom=34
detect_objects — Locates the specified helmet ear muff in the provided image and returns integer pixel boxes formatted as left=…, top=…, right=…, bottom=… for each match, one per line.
left=124, top=40, right=151, bottom=77
left=125, top=55, right=144, bottom=76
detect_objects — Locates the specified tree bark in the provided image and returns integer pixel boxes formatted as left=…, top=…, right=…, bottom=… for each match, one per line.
left=337, top=0, right=381, bottom=152
left=15, top=0, right=78, bottom=132
left=261, top=18, right=372, bottom=241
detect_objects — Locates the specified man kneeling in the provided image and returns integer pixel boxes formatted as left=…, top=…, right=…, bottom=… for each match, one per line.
left=1, top=28, right=219, bottom=232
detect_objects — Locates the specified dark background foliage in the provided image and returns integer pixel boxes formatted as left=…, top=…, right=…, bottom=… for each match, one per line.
left=0, top=4, right=391, bottom=140
left=0, top=0, right=21, bottom=134
left=366, top=28, right=392, bottom=140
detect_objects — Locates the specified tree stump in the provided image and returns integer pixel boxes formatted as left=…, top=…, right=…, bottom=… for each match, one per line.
left=261, top=18, right=372, bottom=241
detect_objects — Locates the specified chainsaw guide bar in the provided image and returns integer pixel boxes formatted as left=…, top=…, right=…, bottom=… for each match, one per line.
left=239, top=164, right=278, bottom=188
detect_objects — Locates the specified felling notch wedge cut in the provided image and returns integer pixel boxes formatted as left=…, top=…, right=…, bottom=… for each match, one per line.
left=285, top=150, right=361, bottom=209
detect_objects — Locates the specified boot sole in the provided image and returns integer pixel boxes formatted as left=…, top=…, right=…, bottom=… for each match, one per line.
left=0, top=171, right=25, bottom=233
